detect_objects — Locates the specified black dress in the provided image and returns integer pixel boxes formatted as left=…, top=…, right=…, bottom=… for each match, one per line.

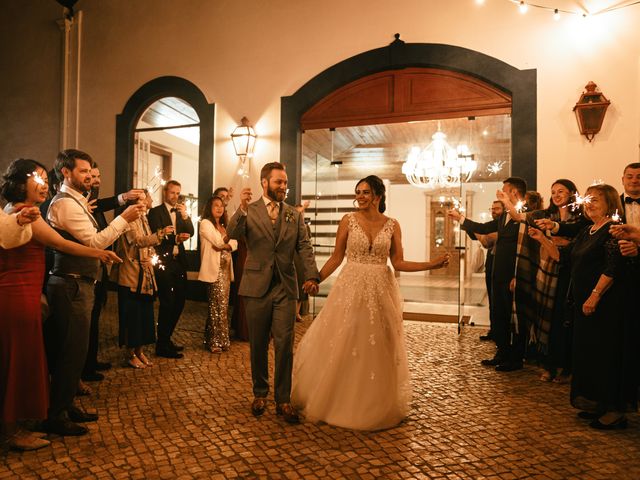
left=568, top=223, right=637, bottom=413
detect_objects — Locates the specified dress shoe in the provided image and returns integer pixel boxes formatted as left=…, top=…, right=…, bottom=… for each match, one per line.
left=276, top=403, right=300, bottom=424
left=155, top=346, right=183, bottom=359
left=480, top=357, right=503, bottom=366
left=67, top=405, right=98, bottom=423
left=42, top=418, right=88, bottom=436
left=577, top=411, right=600, bottom=420
left=169, top=340, right=184, bottom=352
left=590, top=416, right=628, bottom=430
left=95, top=361, right=112, bottom=371
left=9, top=433, right=51, bottom=451
left=81, top=371, right=105, bottom=382
left=479, top=332, right=493, bottom=341
left=251, top=397, right=267, bottom=416
left=77, top=380, right=92, bottom=396
left=495, top=362, right=523, bottom=372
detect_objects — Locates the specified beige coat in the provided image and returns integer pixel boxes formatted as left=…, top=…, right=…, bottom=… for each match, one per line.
left=198, top=219, right=237, bottom=283
left=114, top=215, right=161, bottom=295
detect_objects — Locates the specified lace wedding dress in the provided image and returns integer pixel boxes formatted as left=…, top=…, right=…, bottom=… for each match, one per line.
left=291, top=213, right=411, bottom=430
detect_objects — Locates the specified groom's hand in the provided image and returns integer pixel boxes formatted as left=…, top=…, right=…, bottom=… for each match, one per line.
left=239, top=188, right=252, bottom=212
left=302, top=279, right=319, bottom=296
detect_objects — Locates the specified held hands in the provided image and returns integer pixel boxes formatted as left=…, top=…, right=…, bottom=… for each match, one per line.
left=582, top=294, right=599, bottom=316
left=121, top=204, right=146, bottom=223
left=302, top=279, right=319, bottom=296
left=610, top=224, right=640, bottom=243
left=15, top=205, right=41, bottom=226
left=534, top=218, right=556, bottom=231
left=432, top=253, right=451, bottom=269
left=239, top=188, right=252, bottom=212
left=122, top=189, right=145, bottom=202
left=98, top=250, right=122, bottom=265
left=618, top=239, right=638, bottom=257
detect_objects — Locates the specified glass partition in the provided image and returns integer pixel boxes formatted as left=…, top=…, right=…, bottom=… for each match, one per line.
left=301, top=115, right=511, bottom=332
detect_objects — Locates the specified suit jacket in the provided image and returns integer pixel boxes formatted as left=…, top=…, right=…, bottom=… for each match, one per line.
left=147, top=204, right=195, bottom=269
left=227, top=199, right=319, bottom=299
left=461, top=212, right=520, bottom=283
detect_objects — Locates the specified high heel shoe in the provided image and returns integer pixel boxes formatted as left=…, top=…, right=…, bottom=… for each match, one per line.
left=128, top=356, right=146, bottom=369
left=136, top=352, right=153, bottom=367
left=590, top=416, right=628, bottom=430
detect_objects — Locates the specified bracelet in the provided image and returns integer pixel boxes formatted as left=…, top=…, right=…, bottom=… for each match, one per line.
left=592, top=288, right=601, bottom=296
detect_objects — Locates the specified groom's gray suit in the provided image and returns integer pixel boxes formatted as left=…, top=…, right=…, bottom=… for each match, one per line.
left=227, top=197, right=319, bottom=403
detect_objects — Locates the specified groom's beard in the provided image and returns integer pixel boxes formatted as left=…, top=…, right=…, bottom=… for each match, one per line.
left=267, top=186, right=286, bottom=202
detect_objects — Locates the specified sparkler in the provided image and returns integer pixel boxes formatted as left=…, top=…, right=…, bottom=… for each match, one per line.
left=150, top=253, right=166, bottom=270
left=514, top=200, right=526, bottom=213
left=487, top=161, right=505, bottom=175
left=610, top=209, right=622, bottom=223
left=566, top=193, right=592, bottom=212
left=28, top=171, right=46, bottom=186
left=145, top=166, right=166, bottom=194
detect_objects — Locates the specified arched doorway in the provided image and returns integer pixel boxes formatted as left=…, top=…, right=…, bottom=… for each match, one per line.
left=280, top=37, right=537, bottom=201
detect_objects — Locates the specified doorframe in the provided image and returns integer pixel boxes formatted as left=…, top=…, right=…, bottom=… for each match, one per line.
left=280, top=37, right=537, bottom=202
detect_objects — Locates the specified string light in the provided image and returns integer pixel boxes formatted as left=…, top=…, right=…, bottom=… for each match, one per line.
left=491, top=0, right=640, bottom=20
left=553, top=8, right=560, bottom=20
left=519, top=1, right=528, bottom=14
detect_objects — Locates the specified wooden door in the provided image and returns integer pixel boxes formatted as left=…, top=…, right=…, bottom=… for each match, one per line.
left=430, top=203, right=459, bottom=276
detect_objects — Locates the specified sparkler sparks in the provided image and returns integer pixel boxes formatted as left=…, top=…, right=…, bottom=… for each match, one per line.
left=487, top=161, right=505, bottom=175
left=145, top=167, right=165, bottom=194
left=28, top=171, right=46, bottom=186
left=514, top=200, right=526, bottom=213
left=610, top=209, right=622, bottom=223
left=566, top=193, right=592, bottom=212
left=150, top=253, right=166, bottom=270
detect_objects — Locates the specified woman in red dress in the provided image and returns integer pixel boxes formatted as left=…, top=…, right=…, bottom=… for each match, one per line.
left=0, top=158, right=120, bottom=451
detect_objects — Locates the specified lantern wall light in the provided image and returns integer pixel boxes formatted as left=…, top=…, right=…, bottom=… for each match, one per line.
left=573, top=81, right=610, bottom=142
left=230, top=116, right=257, bottom=177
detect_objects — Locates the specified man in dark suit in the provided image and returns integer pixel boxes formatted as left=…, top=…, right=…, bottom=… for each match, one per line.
left=81, top=164, right=144, bottom=380
left=449, top=177, right=527, bottom=371
left=147, top=180, right=194, bottom=358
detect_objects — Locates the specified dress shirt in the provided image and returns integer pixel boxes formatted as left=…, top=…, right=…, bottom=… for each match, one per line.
left=0, top=207, right=32, bottom=249
left=47, top=184, right=129, bottom=249
left=623, top=194, right=640, bottom=226
left=164, top=202, right=180, bottom=255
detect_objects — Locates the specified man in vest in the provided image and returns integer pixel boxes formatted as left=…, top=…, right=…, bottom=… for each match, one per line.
left=43, top=149, right=143, bottom=436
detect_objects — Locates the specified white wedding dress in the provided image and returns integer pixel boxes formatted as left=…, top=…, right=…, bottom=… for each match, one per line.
left=291, top=213, right=411, bottom=431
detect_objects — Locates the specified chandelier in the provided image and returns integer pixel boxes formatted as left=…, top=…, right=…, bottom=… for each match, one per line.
left=402, top=125, right=477, bottom=190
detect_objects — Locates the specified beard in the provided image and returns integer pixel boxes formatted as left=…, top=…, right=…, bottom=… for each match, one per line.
left=267, top=185, right=286, bottom=202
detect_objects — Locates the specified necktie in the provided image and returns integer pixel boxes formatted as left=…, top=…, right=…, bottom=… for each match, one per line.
left=268, top=201, right=279, bottom=224
left=624, top=197, right=640, bottom=205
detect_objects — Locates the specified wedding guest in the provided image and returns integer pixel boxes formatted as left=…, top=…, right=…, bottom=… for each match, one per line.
left=115, top=192, right=170, bottom=368
left=526, top=190, right=544, bottom=211
left=0, top=205, right=38, bottom=249
left=0, top=158, right=120, bottom=450
left=449, top=177, right=527, bottom=371
left=537, top=184, right=634, bottom=429
left=82, top=163, right=145, bottom=381
left=148, top=180, right=194, bottom=358
left=44, top=149, right=142, bottom=437
left=198, top=195, right=237, bottom=352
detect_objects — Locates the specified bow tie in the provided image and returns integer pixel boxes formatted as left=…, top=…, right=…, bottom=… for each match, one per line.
left=170, top=208, right=177, bottom=213
left=624, top=197, right=640, bottom=205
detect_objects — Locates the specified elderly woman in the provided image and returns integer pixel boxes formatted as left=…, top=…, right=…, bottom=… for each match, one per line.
left=198, top=195, right=237, bottom=353
left=115, top=192, right=173, bottom=368
left=533, top=184, right=635, bottom=429
left=0, top=158, right=119, bottom=451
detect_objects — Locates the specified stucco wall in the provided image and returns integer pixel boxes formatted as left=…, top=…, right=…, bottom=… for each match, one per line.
left=1, top=0, right=639, bottom=198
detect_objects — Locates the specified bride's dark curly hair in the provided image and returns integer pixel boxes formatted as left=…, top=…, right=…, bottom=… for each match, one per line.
left=355, top=175, right=386, bottom=213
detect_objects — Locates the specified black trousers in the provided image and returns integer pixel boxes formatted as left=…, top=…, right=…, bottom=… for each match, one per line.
left=44, top=276, right=94, bottom=419
left=491, top=280, right=512, bottom=360
left=485, top=257, right=494, bottom=333
left=155, top=257, right=187, bottom=345
left=83, top=279, right=108, bottom=373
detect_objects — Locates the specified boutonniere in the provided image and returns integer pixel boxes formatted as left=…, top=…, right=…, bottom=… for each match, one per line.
left=285, top=211, right=295, bottom=223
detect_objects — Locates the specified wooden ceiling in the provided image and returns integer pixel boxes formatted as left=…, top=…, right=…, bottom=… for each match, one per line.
left=138, top=97, right=199, bottom=129
left=302, top=116, right=511, bottom=184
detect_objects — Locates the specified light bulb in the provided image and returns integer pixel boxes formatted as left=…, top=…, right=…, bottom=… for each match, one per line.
left=237, top=167, right=244, bottom=176
left=475, top=0, right=485, bottom=4
left=553, top=8, right=560, bottom=20
left=519, top=1, right=528, bottom=14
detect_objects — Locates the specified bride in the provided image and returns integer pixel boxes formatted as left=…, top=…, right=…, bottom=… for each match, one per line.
left=291, top=175, right=450, bottom=430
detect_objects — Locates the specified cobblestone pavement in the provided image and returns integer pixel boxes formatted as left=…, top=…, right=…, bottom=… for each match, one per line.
left=2, top=296, right=639, bottom=479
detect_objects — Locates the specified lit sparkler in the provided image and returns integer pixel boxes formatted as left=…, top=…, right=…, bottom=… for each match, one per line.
left=28, top=171, right=46, bottom=186
left=145, top=166, right=165, bottom=194
left=487, top=161, right=505, bottom=175
left=566, top=193, right=592, bottom=212
left=150, top=253, right=166, bottom=270
left=514, top=200, right=526, bottom=213
left=610, top=209, right=622, bottom=223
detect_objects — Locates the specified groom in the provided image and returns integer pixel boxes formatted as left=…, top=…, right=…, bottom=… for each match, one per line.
left=227, top=162, right=319, bottom=424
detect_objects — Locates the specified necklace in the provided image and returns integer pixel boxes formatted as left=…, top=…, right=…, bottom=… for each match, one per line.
left=589, top=219, right=610, bottom=235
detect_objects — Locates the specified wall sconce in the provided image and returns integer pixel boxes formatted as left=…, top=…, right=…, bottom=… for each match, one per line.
left=573, top=81, right=610, bottom=142
left=231, top=117, right=257, bottom=176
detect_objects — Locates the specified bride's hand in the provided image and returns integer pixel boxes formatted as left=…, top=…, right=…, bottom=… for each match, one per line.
left=432, top=253, right=450, bottom=269
left=302, top=279, right=319, bottom=296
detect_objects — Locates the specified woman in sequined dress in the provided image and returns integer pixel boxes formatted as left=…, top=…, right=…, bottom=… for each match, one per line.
left=291, top=175, right=450, bottom=431
left=115, top=192, right=171, bottom=369
left=198, top=195, right=237, bottom=353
